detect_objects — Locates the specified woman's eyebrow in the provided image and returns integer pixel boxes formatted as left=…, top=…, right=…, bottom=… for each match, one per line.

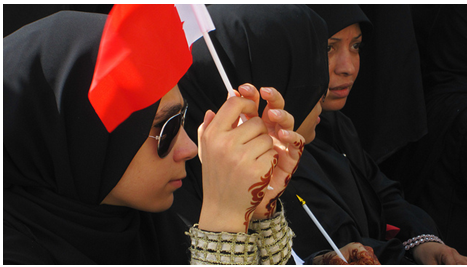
left=153, top=103, right=183, bottom=126
left=329, top=33, right=362, bottom=42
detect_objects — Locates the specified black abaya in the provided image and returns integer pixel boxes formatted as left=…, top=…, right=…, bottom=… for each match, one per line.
left=281, top=111, right=440, bottom=264
left=3, top=11, right=189, bottom=264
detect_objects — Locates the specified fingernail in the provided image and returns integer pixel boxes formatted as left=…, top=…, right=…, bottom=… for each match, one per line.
left=270, top=109, right=281, bottom=117
left=241, top=84, right=253, bottom=92
left=281, top=129, right=290, bottom=136
left=262, top=87, right=273, bottom=94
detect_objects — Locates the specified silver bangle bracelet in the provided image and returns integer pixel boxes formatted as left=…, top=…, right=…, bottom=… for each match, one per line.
left=403, top=234, right=445, bottom=251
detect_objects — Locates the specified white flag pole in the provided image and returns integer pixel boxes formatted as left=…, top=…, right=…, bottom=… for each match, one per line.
left=191, top=4, right=247, bottom=123
left=297, top=195, right=348, bottom=263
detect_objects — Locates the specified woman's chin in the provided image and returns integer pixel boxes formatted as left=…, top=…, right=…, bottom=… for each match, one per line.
left=322, top=98, right=348, bottom=111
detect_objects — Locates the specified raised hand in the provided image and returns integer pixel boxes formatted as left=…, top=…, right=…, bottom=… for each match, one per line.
left=197, top=95, right=278, bottom=233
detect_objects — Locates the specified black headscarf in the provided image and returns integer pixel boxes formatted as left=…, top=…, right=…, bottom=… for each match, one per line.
left=3, top=11, right=189, bottom=264
left=173, top=4, right=328, bottom=226
left=180, top=4, right=328, bottom=136
left=309, top=5, right=427, bottom=163
left=307, top=4, right=372, bottom=39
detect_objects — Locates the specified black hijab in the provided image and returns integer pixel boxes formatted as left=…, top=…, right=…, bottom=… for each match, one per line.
left=180, top=4, right=328, bottom=135
left=173, top=4, right=328, bottom=225
left=307, top=4, right=372, bottom=39
left=309, top=5, right=427, bottom=163
left=4, top=11, right=189, bottom=264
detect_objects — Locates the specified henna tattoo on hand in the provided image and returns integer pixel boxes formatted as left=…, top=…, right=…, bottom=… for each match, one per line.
left=320, top=245, right=380, bottom=265
left=349, top=246, right=380, bottom=265
left=321, top=252, right=347, bottom=265
left=264, top=191, right=280, bottom=218
left=243, top=155, right=278, bottom=231
left=263, top=171, right=292, bottom=218
left=261, top=140, right=304, bottom=220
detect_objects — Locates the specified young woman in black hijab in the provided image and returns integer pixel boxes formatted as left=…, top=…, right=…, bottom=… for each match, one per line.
left=279, top=4, right=467, bottom=265
left=3, top=9, right=305, bottom=264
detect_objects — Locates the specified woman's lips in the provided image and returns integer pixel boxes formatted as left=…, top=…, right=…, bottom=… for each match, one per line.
left=329, top=83, right=352, bottom=98
left=169, top=178, right=184, bottom=188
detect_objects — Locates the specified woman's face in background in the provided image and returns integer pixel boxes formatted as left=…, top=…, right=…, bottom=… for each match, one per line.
left=323, top=23, right=362, bottom=111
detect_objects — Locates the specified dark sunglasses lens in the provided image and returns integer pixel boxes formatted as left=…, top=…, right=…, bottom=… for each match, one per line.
left=158, top=114, right=182, bottom=158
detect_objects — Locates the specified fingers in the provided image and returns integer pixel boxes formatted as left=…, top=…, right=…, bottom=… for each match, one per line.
left=260, top=87, right=285, bottom=110
left=268, top=109, right=295, bottom=132
left=454, top=253, right=467, bottom=265
left=340, top=242, right=380, bottom=265
left=444, top=247, right=467, bottom=265
left=238, top=84, right=260, bottom=118
left=242, top=130, right=275, bottom=159
left=198, top=110, right=216, bottom=163
left=274, top=130, right=304, bottom=170
left=209, top=96, right=258, bottom=131
left=198, top=110, right=216, bottom=144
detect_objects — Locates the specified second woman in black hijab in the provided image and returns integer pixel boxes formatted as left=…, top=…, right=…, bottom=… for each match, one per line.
left=279, top=4, right=466, bottom=265
left=172, top=4, right=383, bottom=264
left=173, top=4, right=329, bottom=225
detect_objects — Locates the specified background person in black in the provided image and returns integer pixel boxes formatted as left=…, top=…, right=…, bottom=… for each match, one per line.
left=381, top=4, right=467, bottom=256
left=279, top=4, right=467, bottom=265
left=3, top=4, right=113, bottom=37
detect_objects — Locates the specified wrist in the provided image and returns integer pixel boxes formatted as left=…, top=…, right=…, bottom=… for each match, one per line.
left=252, top=201, right=277, bottom=220
left=403, top=234, right=444, bottom=263
left=198, top=205, right=250, bottom=233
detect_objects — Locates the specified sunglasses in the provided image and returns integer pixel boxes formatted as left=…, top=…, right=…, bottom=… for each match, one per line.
left=149, top=101, right=188, bottom=158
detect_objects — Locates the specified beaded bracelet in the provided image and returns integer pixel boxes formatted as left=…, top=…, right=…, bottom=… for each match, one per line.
left=403, top=234, right=445, bottom=251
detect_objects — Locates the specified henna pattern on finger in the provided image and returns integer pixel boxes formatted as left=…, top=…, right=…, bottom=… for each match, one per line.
left=243, top=155, right=278, bottom=231
left=291, top=139, right=305, bottom=174
left=294, top=139, right=305, bottom=156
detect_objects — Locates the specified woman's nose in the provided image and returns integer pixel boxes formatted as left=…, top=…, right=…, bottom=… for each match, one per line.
left=335, top=51, right=357, bottom=76
left=173, top=128, right=198, bottom=162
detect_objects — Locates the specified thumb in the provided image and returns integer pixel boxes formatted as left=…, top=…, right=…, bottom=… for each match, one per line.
left=198, top=110, right=216, bottom=163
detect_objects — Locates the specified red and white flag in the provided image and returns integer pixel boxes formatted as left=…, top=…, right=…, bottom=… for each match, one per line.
left=89, top=4, right=215, bottom=132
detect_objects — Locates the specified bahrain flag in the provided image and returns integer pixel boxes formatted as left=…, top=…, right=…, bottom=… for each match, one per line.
left=89, top=4, right=215, bottom=132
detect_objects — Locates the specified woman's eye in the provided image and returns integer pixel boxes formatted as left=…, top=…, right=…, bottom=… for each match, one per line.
left=352, top=42, right=362, bottom=51
left=327, top=45, right=333, bottom=53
